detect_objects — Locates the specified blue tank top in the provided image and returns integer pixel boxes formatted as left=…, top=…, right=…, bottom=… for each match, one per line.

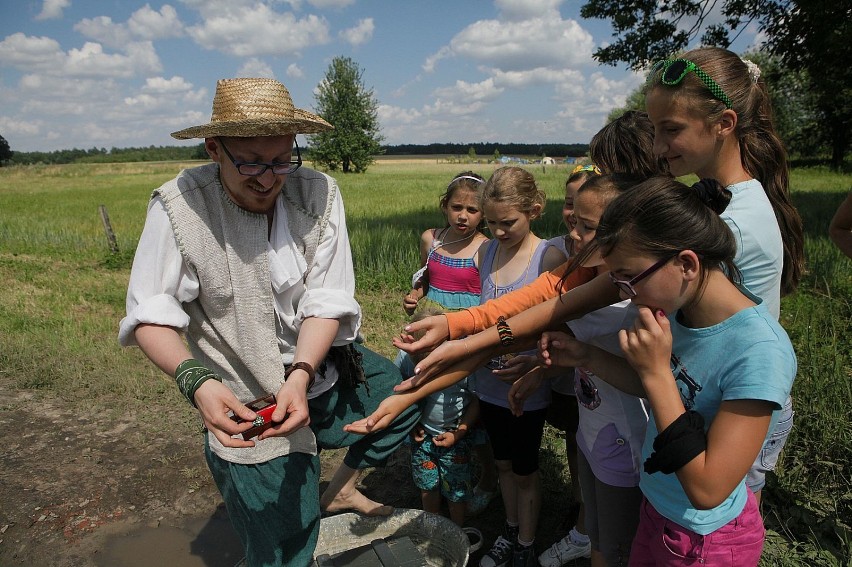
left=473, top=239, right=551, bottom=410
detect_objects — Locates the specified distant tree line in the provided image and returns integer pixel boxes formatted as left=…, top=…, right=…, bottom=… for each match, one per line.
left=0, top=138, right=590, bottom=167
left=383, top=142, right=589, bottom=158
left=4, top=143, right=208, bottom=166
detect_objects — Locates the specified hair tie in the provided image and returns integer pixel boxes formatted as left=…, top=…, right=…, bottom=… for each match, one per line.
left=741, top=59, right=761, bottom=83
left=691, top=178, right=731, bottom=213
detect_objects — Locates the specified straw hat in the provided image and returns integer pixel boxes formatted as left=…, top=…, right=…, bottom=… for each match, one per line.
left=171, top=77, right=333, bottom=139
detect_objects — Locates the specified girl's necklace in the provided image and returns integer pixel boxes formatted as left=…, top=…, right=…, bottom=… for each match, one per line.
left=433, top=226, right=477, bottom=250
left=494, top=235, right=535, bottom=298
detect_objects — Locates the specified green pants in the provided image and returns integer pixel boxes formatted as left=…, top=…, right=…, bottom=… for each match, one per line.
left=206, top=344, right=420, bottom=567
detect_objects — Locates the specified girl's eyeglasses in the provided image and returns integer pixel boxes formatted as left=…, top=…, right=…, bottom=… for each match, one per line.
left=609, top=254, right=677, bottom=297
left=650, top=58, right=733, bottom=110
left=219, top=139, right=302, bottom=176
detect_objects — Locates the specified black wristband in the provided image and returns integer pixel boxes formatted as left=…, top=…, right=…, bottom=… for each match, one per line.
left=643, top=410, right=707, bottom=474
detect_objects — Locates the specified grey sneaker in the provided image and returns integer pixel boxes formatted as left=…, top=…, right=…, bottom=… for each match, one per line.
left=513, top=543, right=537, bottom=567
left=537, top=530, right=591, bottom=567
left=480, top=535, right=515, bottom=567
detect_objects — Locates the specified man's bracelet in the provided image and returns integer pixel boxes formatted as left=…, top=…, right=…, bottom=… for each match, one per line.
left=496, top=316, right=515, bottom=346
left=285, top=361, right=316, bottom=392
left=174, top=359, right=221, bottom=407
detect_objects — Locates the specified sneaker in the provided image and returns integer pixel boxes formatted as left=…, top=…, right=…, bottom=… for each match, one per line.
left=513, top=543, right=537, bottom=567
left=537, top=529, right=591, bottom=567
left=468, top=485, right=498, bottom=516
left=480, top=535, right=515, bottom=567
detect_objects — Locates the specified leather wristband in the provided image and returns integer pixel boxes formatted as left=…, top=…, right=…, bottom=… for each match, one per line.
left=285, top=361, right=316, bottom=392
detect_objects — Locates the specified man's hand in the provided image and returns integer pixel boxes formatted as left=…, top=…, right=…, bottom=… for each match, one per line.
left=259, top=374, right=312, bottom=440
left=193, top=380, right=258, bottom=448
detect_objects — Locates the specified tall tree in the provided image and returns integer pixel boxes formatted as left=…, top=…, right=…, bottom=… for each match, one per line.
left=581, top=0, right=851, bottom=168
left=309, top=57, right=384, bottom=173
left=0, top=134, right=11, bottom=165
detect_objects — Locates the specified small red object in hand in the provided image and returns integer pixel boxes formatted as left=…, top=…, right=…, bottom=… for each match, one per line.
left=230, top=394, right=277, bottom=440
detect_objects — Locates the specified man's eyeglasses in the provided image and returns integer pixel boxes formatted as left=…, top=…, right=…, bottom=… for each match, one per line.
left=609, top=254, right=677, bottom=298
left=570, top=164, right=602, bottom=176
left=650, top=58, right=732, bottom=110
left=218, top=139, right=302, bottom=176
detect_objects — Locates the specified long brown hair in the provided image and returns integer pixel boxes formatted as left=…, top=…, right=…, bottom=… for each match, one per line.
left=647, top=47, right=804, bottom=295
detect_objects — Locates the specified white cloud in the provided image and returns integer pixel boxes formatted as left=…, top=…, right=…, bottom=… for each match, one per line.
left=73, top=16, right=128, bottom=49
left=286, top=63, right=305, bottom=79
left=127, top=5, right=185, bottom=40
left=64, top=41, right=162, bottom=78
left=495, top=0, right=562, bottom=21
left=339, top=18, right=374, bottom=46
left=0, top=115, right=41, bottom=136
left=423, top=46, right=453, bottom=73
left=450, top=16, right=594, bottom=71
left=236, top=58, right=275, bottom=78
left=185, top=4, right=331, bottom=56
left=308, top=0, right=355, bottom=7
left=0, top=33, right=65, bottom=71
left=35, top=0, right=70, bottom=21
left=142, top=76, right=194, bottom=94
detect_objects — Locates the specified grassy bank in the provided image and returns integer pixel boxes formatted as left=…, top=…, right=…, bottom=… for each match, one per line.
left=0, top=160, right=849, bottom=564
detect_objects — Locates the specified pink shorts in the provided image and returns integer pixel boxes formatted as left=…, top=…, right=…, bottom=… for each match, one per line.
left=628, top=491, right=764, bottom=566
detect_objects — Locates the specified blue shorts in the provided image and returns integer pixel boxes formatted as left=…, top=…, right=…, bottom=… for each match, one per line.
left=747, top=396, right=793, bottom=492
left=410, top=433, right=474, bottom=503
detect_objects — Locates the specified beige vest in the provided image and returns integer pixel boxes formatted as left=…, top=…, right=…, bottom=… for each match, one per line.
left=155, top=162, right=336, bottom=464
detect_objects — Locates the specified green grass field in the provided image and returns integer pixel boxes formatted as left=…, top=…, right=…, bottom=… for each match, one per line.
left=0, top=159, right=849, bottom=564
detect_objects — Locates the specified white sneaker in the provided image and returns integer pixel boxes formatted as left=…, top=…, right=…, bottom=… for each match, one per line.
left=537, top=529, right=591, bottom=567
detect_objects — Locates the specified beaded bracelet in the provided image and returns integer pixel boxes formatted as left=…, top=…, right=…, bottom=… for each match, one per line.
left=174, top=359, right=221, bottom=407
left=285, top=361, right=316, bottom=392
left=496, top=316, right=514, bottom=346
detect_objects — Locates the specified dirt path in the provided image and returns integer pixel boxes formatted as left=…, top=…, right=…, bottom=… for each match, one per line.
left=0, top=388, right=581, bottom=566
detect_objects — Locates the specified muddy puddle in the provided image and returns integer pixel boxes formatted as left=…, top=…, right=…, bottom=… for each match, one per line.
left=95, top=511, right=243, bottom=567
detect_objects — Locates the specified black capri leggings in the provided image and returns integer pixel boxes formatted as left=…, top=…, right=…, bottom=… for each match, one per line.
left=478, top=399, right=548, bottom=476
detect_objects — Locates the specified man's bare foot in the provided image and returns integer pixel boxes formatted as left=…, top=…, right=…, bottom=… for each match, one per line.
left=320, top=487, right=393, bottom=517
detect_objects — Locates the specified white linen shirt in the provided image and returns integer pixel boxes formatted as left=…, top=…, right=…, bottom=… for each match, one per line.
left=119, top=188, right=362, bottom=396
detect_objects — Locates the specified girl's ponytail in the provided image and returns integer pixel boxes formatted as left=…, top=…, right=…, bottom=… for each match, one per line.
left=651, top=47, right=805, bottom=295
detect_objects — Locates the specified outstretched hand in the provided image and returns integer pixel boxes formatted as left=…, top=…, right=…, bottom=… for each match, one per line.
left=490, top=354, right=538, bottom=384
left=538, top=331, right=591, bottom=369
left=343, top=394, right=414, bottom=435
left=393, top=338, right=473, bottom=392
left=392, top=314, right=450, bottom=355
left=507, top=367, right=545, bottom=416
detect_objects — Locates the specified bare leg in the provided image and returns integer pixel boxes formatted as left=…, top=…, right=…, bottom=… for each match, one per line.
left=320, top=462, right=393, bottom=516
left=515, top=470, right=541, bottom=544
left=448, top=500, right=467, bottom=527
left=421, top=489, right=442, bottom=515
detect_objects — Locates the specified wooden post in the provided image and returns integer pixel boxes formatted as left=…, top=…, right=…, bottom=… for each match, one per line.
left=99, top=205, right=119, bottom=254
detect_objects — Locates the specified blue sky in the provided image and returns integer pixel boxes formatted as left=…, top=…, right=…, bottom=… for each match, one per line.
left=1, top=0, right=762, bottom=152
